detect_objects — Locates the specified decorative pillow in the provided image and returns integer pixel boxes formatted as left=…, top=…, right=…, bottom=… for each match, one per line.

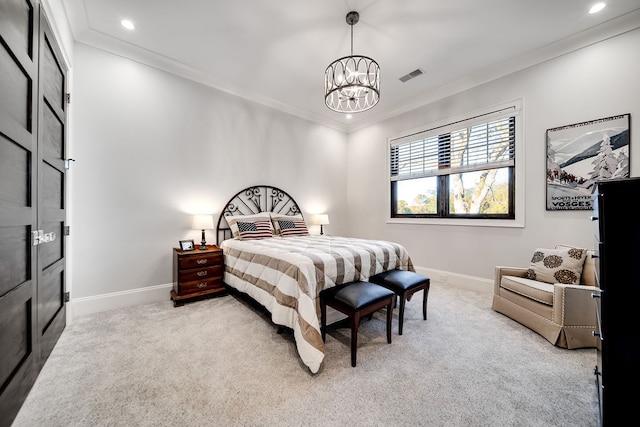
left=236, top=220, right=274, bottom=240
left=271, top=214, right=304, bottom=235
left=525, top=247, right=587, bottom=285
left=225, top=213, right=273, bottom=238
left=276, top=218, right=309, bottom=237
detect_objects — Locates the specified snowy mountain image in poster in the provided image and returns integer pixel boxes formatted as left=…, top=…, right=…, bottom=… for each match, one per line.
left=546, top=114, right=630, bottom=210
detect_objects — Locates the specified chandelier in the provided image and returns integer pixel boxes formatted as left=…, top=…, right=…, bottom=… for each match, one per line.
left=324, top=11, right=380, bottom=113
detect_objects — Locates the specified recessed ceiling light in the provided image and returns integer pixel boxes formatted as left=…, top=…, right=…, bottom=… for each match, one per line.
left=589, top=3, right=606, bottom=14
left=345, top=114, right=353, bottom=120
left=121, top=19, right=135, bottom=30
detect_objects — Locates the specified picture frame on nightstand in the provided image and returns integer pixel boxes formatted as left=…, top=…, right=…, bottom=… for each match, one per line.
left=179, top=239, right=195, bottom=251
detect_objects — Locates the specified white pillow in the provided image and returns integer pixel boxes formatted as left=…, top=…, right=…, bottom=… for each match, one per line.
left=525, top=247, right=587, bottom=285
left=225, top=213, right=273, bottom=238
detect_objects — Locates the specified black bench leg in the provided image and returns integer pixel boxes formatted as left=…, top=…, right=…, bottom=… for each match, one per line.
left=386, top=299, right=393, bottom=344
left=321, top=296, right=327, bottom=342
left=351, top=313, right=360, bottom=367
left=398, top=295, right=406, bottom=335
left=423, top=286, right=429, bottom=320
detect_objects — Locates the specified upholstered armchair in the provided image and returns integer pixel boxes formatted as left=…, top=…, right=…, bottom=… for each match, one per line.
left=492, top=245, right=598, bottom=349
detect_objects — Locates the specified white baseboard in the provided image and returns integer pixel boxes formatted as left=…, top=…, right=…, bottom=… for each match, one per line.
left=68, top=283, right=172, bottom=322
left=415, top=266, right=493, bottom=294
left=66, top=267, right=493, bottom=323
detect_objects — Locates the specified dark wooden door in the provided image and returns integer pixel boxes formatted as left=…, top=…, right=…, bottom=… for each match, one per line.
left=0, top=1, right=67, bottom=424
left=36, top=6, right=67, bottom=365
left=0, top=0, right=40, bottom=424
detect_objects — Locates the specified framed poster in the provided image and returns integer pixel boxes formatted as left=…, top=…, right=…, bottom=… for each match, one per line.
left=546, top=114, right=630, bottom=211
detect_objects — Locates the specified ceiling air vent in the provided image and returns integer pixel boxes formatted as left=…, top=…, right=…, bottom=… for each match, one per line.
left=399, top=68, right=425, bottom=83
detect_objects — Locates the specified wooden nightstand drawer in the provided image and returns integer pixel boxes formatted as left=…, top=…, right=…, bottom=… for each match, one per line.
left=178, top=265, right=223, bottom=283
left=179, top=253, right=223, bottom=269
left=180, top=277, right=224, bottom=294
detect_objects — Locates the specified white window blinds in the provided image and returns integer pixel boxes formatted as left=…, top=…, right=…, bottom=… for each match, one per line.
left=390, top=106, right=517, bottom=181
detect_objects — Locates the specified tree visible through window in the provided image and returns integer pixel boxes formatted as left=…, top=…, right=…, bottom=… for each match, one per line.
left=390, top=106, right=518, bottom=219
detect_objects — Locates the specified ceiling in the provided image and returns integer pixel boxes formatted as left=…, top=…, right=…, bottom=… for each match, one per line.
left=61, top=0, right=640, bottom=132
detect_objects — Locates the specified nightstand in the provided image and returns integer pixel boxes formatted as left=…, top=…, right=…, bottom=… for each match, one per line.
left=171, top=245, right=226, bottom=307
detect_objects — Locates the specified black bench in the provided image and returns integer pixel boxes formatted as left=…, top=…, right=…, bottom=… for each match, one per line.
left=320, top=281, right=395, bottom=367
left=369, top=269, right=430, bottom=335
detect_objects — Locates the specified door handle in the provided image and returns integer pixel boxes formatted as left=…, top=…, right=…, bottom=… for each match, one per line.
left=32, top=230, right=56, bottom=246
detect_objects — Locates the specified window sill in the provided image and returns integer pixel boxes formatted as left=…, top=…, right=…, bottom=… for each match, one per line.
left=386, top=217, right=524, bottom=228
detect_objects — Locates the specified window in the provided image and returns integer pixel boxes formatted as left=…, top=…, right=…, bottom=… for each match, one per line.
left=390, top=104, right=520, bottom=221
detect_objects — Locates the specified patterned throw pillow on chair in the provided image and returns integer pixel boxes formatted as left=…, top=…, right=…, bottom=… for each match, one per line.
left=525, top=247, right=587, bottom=285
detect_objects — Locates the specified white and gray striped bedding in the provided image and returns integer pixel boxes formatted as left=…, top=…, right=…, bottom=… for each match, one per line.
left=221, top=235, right=415, bottom=373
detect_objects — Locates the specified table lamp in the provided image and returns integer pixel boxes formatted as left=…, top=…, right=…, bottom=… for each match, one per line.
left=312, top=214, right=330, bottom=235
left=192, top=214, right=214, bottom=249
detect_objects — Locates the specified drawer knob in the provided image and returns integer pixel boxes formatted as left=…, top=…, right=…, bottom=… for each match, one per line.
left=197, top=282, right=208, bottom=289
left=196, top=259, right=208, bottom=265
left=589, top=216, right=598, bottom=221
left=197, top=271, right=208, bottom=277
left=591, top=292, right=601, bottom=299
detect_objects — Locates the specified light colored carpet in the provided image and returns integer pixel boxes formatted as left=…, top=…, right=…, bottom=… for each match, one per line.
left=13, top=283, right=599, bottom=426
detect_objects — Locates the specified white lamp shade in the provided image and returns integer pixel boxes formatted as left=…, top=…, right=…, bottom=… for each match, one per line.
left=192, top=214, right=214, bottom=230
left=311, top=214, right=330, bottom=225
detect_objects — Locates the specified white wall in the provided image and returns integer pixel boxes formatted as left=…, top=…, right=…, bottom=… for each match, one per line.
left=69, top=44, right=347, bottom=313
left=346, top=28, right=640, bottom=284
left=57, top=12, right=639, bottom=314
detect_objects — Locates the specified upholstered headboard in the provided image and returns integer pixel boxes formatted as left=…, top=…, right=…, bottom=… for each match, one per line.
left=216, top=185, right=302, bottom=244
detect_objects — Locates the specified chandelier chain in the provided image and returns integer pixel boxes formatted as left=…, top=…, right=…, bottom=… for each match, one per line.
left=350, top=23, right=353, bottom=56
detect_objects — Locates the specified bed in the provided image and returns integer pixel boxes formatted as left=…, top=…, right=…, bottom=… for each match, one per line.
left=217, top=185, right=415, bottom=373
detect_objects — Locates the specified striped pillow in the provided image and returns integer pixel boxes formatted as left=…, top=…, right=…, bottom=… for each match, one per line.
left=226, top=213, right=272, bottom=238
left=237, top=220, right=274, bottom=240
left=271, top=213, right=304, bottom=235
left=277, top=219, right=309, bottom=237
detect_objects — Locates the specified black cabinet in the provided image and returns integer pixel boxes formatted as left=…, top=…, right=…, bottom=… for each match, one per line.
left=591, top=177, right=640, bottom=426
